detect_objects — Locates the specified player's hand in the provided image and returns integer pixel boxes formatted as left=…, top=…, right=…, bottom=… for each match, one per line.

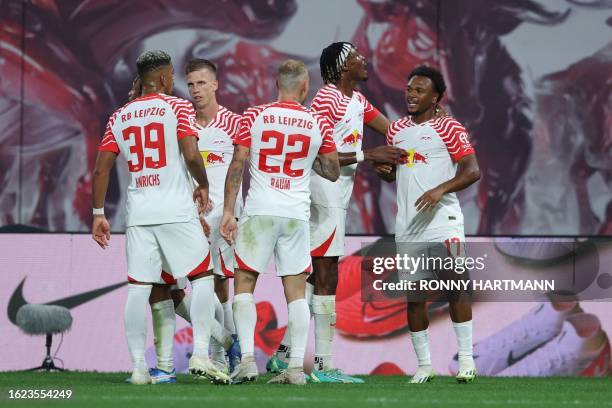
left=203, top=199, right=213, bottom=215
left=220, top=212, right=238, bottom=245
left=415, top=187, right=445, bottom=213
left=193, top=186, right=209, bottom=214
left=199, top=213, right=211, bottom=237
left=92, top=215, right=111, bottom=249
left=365, top=146, right=407, bottom=164
left=373, top=162, right=394, bottom=175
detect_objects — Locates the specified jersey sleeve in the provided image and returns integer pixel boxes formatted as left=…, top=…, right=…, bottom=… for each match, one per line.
left=310, top=88, right=340, bottom=125
left=175, top=103, right=199, bottom=140
left=362, top=94, right=381, bottom=124
left=98, top=117, right=120, bottom=154
left=433, top=118, right=475, bottom=162
left=315, top=115, right=337, bottom=154
left=227, top=112, right=241, bottom=142
left=235, top=108, right=259, bottom=148
left=386, top=119, right=403, bottom=146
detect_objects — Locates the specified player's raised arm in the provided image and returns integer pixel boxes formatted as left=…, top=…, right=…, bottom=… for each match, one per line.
left=365, top=109, right=390, bottom=135
left=338, top=97, right=404, bottom=167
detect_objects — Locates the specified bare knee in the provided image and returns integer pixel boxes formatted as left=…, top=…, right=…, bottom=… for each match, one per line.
left=149, top=284, right=171, bottom=304
left=234, top=269, right=258, bottom=294
left=215, top=276, right=230, bottom=303
left=312, top=257, right=338, bottom=295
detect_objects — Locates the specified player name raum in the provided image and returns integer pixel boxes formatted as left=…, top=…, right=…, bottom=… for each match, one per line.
left=372, top=279, right=555, bottom=292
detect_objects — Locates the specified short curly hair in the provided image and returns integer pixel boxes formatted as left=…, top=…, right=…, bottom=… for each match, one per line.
left=136, top=50, right=172, bottom=78
left=407, top=65, right=446, bottom=101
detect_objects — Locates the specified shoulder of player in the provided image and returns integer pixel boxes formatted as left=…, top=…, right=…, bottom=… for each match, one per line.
left=210, top=106, right=241, bottom=132
left=352, top=89, right=368, bottom=102
left=429, top=116, right=467, bottom=138
left=312, top=85, right=345, bottom=105
left=388, top=117, right=413, bottom=137
left=240, top=103, right=274, bottom=124
left=154, top=94, right=196, bottom=118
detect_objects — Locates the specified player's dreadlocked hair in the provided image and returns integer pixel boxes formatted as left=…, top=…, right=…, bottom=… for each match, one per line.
left=408, top=65, right=447, bottom=101
left=136, top=50, right=172, bottom=78
left=319, top=42, right=356, bottom=84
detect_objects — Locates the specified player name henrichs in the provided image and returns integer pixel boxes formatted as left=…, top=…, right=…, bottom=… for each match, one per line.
left=262, top=114, right=314, bottom=129
left=121, top=107, right=166, bottom=122
left=135, top=173, right=160, bottom=188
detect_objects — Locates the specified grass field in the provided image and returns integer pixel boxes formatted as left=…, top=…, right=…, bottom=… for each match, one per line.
left=1, top=372, right=610, bottom=407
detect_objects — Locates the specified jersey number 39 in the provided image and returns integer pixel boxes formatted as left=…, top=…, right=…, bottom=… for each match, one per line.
left=122, top=123, right=167, bottom=172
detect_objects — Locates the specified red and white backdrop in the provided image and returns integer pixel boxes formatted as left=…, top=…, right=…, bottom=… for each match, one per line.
left=1, top=0, right=611, bottom=235
left=1, top=234, right=611, bottom=376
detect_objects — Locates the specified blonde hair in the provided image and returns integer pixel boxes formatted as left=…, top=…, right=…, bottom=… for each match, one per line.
left=277, top=59, right=309, bottom=91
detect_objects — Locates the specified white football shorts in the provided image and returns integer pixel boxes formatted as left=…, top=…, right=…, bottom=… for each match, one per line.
left=126, top=218, right=211, bottom=283
left=309, top=204, right=346, bottom=257
left=234, top=215, right=311, bottom=277
left=395, top=225, right=466, bottom=282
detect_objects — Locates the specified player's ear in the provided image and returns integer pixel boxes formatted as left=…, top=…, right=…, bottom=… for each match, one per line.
left=213, top=79, right=218, bottom=92
left=275, top=79, right=280, bottom=91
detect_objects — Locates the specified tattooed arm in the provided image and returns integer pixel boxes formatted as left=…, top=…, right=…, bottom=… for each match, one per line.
left=220, top=144, right=249, bottom=244
left=313, top=151, right=340, bottom=182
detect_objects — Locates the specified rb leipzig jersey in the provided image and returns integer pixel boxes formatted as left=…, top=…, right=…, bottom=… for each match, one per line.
left=309, top=84, right=380, bottom=208
left=98, top=93, right=200, bottom=227
left=235, top=101, right=336, bottom=221
left=196, top=106, right=243, bottom=219
left=387, top=116, right=475, bottom=238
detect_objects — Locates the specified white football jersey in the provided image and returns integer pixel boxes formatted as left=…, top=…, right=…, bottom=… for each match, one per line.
left=235, top=101, right=336, bottom=221
left=98, top=93, right=200, bottom=227
left=196, top=105, right=243, bottom=219
left=387, top=116, right=475, bottom=238
left=309, top=84, right=380, bottom=208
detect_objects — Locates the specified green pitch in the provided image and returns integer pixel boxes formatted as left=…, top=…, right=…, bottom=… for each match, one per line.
left=1, top=372, right=610, bottom=408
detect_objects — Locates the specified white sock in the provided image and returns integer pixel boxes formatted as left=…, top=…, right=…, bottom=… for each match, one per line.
left=410, top=329, right=432, bottom=367
left=233, top=293, right=256, bottom=358
left=151, top=299, right=175, bottom=372
left=174, top=294, right=191, bottom=323
left=305, top=282, right=314, bottom=313
left=312, top=294, right=335, bottom=371
left=453, top=320, right=473, bottom=366
left=287, top=298, right=309, bottom=369
left=210, top=295, right=226, bottom=363
left=276, top=282, right=313, bottom=360
left=125, top=284, right=152, bottom=371
left=190, top=276, right=215, bottom=358
left=222, top=301, right=236, bottom=334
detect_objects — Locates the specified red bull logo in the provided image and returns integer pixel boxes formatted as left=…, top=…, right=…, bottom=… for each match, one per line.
left=405, top=149, right=428, bottom=167
left=201, top=151, right=226, bottom=167
left=341, top=129, right=363, bottom=147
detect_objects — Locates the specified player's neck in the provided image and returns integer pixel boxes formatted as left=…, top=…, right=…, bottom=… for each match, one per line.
left=277, top=93, right=302, bottom=104
left=334, top=77, right=356, bottom=98
left=412, top=108, right=435, bottom=124
left=141, top=81, right=164, bottom=96
left=196, top=100, right=219, bottom=126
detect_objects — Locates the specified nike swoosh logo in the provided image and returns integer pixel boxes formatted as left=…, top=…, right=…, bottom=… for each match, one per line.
left=7, top=277, right=126, bottom=325
left=507, top=341, right=548, bottom=366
